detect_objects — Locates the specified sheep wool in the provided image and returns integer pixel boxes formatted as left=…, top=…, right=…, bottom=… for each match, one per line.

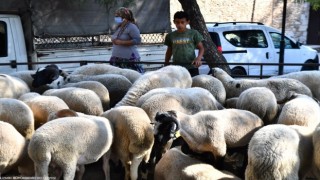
left=43, top=87, right=103, bottom=116
left=136, top=87, right=224, bottom=120
left=237, top=87, right=279, bottom=124
left=28, top=116, right=113, bottom=180
left=245, top=124, right=314, bottom=180
left=212, top=67, right=313, bottom=100
left=101, top=106, right=154, bottom=180
left=115, top=65, right=192, bottom=107
left=0, top=98, right=34, bottom=139
left=192, top=74, right=227, bottom=105
left=70, top=63, right=141, bottom=83
left=277, top=93, right=320, bottom=129
left=0, top=74, right=30, bottom=99
left=155, top=147, right=241, bottom=180
left=0, top=121, right=28, bottom=175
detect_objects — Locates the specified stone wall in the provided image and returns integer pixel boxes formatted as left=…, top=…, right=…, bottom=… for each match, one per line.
left=170, top=0, right=310, bottom=43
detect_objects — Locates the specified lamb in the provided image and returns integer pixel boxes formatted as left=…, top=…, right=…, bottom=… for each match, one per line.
left=28, top=116, right=113, bottom=180
left=43, top=87, right=103, bottom=116
left=152, top=109, right=263, bottom=166
left=192, top=74, right=227, bottom=105
left=61, top=81, right=110, bottom=111
left=245, top=124, right=314, bottom=180
left=70, top=63, right=141, bottom=83
left=0, top=98, right=34, bottom=139
left=211, top=67, right=313, bottom=100
left=154, top=147, right=241, bottom=180
left=270, top=70, right=320, bottom=100
left=0, top=121, right=28, bottom=176
left=277, top=92, right=320, bottom=129
left=236, top=87, right=279, bottom=124
left=136, top=87, right=224, bottom=120
left=101, top=106, right=154, bottom=180
left=55, top=74, right=132, bottom=107
left=0, top=74, right=30, bottom=99
left=18, top=92, right=70, bottom=129
left=115, top=65, right=192, bottom=107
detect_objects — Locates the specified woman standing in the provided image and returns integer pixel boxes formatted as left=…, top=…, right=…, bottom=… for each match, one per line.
left=110, top=7, right=144, bottom=73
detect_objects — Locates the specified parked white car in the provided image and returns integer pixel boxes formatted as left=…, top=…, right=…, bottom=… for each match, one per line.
left=199, top=22, right=319, bottom=76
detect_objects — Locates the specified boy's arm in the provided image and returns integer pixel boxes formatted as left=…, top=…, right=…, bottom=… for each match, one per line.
left=192, top=42, right=204, bottom=67
left=165, top=47, right=172, bottom=66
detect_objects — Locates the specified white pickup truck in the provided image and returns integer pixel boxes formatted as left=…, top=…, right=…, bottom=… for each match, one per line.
left=0, top=14, right=167, bottom=73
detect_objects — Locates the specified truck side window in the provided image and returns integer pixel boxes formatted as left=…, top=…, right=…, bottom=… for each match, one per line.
left=0, top=21, right=7, bottom=57
left=270, top=32, right=299, bottom=49
left=223, top=30, right=268, bottom=48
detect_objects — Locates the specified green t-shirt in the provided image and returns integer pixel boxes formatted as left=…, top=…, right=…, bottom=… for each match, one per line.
left=164, top=29, right=204, bottom=69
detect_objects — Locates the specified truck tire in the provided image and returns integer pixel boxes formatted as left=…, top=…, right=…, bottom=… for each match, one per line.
left=301, top=59, right=319, bottom=71
left=231, top=67, right=247, bottom=76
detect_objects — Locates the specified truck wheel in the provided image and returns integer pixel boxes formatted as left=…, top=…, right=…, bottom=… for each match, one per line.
left=231, top=67, right=247, bottom=76
left=301, top=60, right=319, bottom=71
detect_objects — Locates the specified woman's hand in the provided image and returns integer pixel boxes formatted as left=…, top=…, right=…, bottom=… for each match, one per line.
left=192, top=57, right=203, bottom=67
left=112, top=39, right=122, bottom=45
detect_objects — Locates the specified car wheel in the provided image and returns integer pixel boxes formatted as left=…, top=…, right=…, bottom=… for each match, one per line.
left=301, top=60, right=319, bottom=71
left=231, top=67, right=247, bottom=76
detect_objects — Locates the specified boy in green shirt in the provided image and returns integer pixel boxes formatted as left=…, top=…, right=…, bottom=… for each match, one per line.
left=164, top=11, right=205, bottom=77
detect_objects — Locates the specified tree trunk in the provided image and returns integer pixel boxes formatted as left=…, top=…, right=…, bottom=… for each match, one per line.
left=178, top=0, right=231, bottom=74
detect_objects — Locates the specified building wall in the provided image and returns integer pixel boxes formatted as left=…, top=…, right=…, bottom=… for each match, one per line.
left=170, top=0, right=310, bottom=43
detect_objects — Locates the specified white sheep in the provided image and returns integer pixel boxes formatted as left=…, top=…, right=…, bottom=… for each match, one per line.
left=18, top=92, right=70, bottom=129
left=236, top=87, right=279, bottom=124
left=43, top=87, right=103, bottom=116
left=70, top=63, right=141, bottom=83
left=192, top=74, right=227, bottom=105
left=115, top=65, right=192, bottom=107
left=56, top=74, right=132, bottom=107
left=224, top=97, right=239, bottom=109
left=312, top=124, right=320, bottom=178
left=0, top=74, right=30, bottom=99
left=101, top=106, right=154, bottom=180
left=28, top=116, right=113, bottom=180
left=61, top=81, right=110, bottom=111
left=211, top=67, right=313, bottom=100
left=270, top=70, right=320, bottom=101
left=0, top=121, right=28, bottom=176
left=0, top=98, right=34, bottom=139
left=154, top=147, right=241, bottom=180
left=277, top=92, right=320, bottom=129
left=136, top=87, right=224, bottom=120
left=245, top=124, right=314, bottom=180
left=153, top=109, right=263, bottom=166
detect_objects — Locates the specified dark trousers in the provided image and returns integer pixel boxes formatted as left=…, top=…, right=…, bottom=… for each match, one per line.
left=188, top=68, right=199, bottom=77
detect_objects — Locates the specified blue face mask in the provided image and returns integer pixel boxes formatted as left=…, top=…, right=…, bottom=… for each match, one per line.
left=114, top=17, right=123, bottom=24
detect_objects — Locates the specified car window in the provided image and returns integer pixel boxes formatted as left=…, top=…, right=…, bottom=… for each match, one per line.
left=269, top=32, right=299, bottom=49
left=0, top=21, right=7, bottom=57
left=223, top=30, right=268, bottom=48
left=209, top=32, right=220, bottom=46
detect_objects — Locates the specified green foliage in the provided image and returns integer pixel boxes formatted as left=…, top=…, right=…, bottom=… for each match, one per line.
left=306, top=0, right=320, bottom=10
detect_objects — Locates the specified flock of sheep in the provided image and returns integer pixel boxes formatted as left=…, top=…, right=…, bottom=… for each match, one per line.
left=1, top=63, right=320, bottom=180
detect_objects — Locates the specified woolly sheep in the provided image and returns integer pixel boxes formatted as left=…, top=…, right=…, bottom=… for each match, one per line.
left=224, top=97, right=239, bottom=109
left=0, top=74, right=30, bottom=99
left=312, top=125, right=320, bottom=178
left=245, top=124, right=314, bottom=180
left=28, top=116, right=113, bottom=180
left=55, top=74, right=132, bottom=107
left=10, top=70, right=49, bottom=94
left=61, top=81, right=110, bottom=111
left=277, top=92, right=320, bottom=129
left=236, top=87, right=279, bottom=124
left=154, top=147, right=241, bottom=180
left=18, top=92, right=70, bottom=129
left=192, top=74, right=227, bottom=105
left=101, top=106, right=154, bottom=180
left=153, top=109, right=263, bottom=166
left=0, top=98, right=34, bottom=139
left=270, top=70, right=320, bottom=100
left=115, top=65, right=192, bottom=107
left=70, top=63, right=141, bottom=83
left=43, top=87, right=103, bottom=116
left=211, top=67, right=313, bottom=100
left=136, top=87, right=224, bottom=120
left=0, top=121, right=28, bottom=176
